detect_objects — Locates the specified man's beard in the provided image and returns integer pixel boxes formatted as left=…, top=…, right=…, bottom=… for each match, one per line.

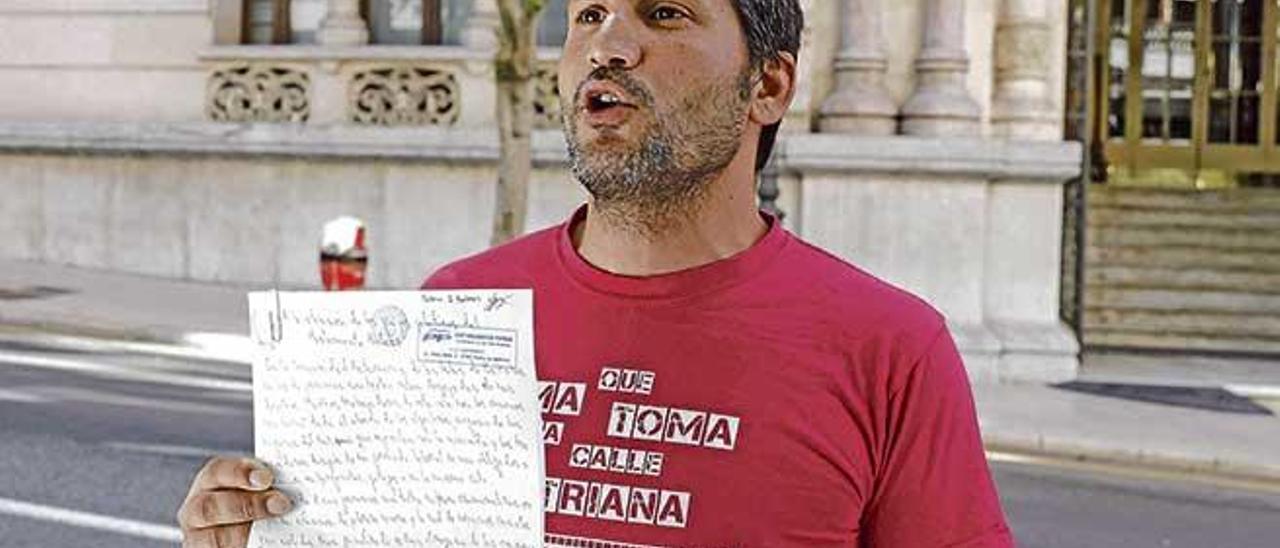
left=564, top=67, right=753, bottom=238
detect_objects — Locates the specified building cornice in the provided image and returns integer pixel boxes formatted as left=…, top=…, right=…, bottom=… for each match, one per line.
left=0, top=122, right=573, bottom=166
left=0, top=121, right=1082, bottom=182
left=775, top=134, right=1082, bottom=182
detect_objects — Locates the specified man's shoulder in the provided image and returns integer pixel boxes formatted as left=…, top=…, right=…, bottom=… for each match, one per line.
left=420, top=224, right=561, bottom=290
left=781, top=236, right=947, bottom=341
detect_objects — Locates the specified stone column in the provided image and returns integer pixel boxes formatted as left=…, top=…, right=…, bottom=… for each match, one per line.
left=462, top=0, right=501, bottom=50
left=991, top=0, right=1056, bottom=139
left=819, top=0, right=897, bottom=135
left=317, top=0, right=369, bottom=46
left=901, top=0, right=982, bottom=136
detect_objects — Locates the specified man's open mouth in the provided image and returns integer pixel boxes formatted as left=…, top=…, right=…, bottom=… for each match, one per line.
left=587, top=91, right=626, bottom=113
left=579, top=81, right=638, bottom=117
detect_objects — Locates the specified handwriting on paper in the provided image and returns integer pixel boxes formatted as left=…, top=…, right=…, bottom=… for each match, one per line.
left=247, top=290, right=542, bottom=548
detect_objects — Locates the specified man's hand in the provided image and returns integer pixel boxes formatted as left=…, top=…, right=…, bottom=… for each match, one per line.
left=177, top=457, right=292, bottom=548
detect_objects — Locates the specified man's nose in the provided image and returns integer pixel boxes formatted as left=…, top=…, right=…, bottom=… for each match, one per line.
left=587, top=16, right=642, bottom=69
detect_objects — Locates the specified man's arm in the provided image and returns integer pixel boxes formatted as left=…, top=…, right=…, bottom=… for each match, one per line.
left=861, top=328, right=1014, bottom=547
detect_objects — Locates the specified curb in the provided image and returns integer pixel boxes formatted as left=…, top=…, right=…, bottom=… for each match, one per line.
left=983, top=432, right=1280, bottom=492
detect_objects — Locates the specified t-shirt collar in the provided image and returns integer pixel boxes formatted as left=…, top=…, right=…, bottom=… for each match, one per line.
left=555, top=204, right=790, bottom=301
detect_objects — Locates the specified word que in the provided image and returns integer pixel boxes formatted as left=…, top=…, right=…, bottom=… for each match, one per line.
left=597, top=367, right=656, bottom=395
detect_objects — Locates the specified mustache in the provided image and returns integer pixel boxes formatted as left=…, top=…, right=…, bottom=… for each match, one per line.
left=574, top=66, right=655, bottom=108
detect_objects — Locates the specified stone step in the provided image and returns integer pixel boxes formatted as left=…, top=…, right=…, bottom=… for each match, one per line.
left=1085, top=287, right=1280, bottom=315
left=1083, top=331, right=1280, bottom=356
left=1088, top=206, right=1280, bottom=231
left=1088, top=225, right=1280, bottom=252
left=1087, top=186, right=1280, bottom=213
left=1084, top=308, right=1280, bottom=340
left=1086, top=266, right=1280, bottom=294
left=1084, top=245, right=1280, bottom=273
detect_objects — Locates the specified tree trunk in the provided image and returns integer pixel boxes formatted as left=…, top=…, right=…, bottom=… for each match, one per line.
left=491, top=0, right=543, bottom=246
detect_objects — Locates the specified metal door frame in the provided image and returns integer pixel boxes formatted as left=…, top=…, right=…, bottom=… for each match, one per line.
left=1099, top=0, right=1280, bottom=181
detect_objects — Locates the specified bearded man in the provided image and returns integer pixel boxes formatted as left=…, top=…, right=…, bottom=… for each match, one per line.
left=178, top=1, right=1014, bottom=546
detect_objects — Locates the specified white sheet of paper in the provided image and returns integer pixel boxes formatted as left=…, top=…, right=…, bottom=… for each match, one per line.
left=246, top=290, right=543, bottom=548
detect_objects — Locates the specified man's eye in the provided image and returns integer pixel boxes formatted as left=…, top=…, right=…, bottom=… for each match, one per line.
left=650, top=6, right=686, bottom=21
left=575, top=7, right=605, bottom=25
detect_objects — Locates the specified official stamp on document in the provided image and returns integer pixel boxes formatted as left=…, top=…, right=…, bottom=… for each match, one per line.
left=417, top=323, right=519, bottom=368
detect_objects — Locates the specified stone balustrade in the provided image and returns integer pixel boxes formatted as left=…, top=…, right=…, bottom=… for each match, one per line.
left=199, top=46, right=563, bottom=129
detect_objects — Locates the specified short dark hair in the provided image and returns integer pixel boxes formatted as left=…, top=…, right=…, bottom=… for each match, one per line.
left=730, top=0, right=804, bottom=172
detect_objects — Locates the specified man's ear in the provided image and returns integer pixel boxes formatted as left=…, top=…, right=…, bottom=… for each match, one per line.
left=748, top=52, right=798, bottom=127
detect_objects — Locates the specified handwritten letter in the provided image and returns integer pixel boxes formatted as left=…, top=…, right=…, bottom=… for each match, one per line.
left=247, top=290, right=543, bottom=548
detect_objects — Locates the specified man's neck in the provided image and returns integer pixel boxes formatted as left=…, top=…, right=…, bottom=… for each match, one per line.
left=572, top=178, right=768, bottom=277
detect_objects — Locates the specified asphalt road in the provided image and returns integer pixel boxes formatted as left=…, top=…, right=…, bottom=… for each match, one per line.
left=0, top=341, right=1277, bottom=548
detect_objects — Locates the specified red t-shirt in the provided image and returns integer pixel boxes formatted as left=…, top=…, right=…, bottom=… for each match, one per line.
left=424, top=208, right=1013, bottom=547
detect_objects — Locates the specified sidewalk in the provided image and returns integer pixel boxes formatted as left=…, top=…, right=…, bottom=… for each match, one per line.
left=3, top=258, right=1279, bottom=487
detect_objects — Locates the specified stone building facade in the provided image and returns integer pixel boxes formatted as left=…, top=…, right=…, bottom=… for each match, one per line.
left=0, top=0, right=1082, bottom=382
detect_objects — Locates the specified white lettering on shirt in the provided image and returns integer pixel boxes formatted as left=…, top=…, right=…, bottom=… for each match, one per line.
left=598, top=367, right=656, bottom=395
left=566, top=443, right=665, bottom=477
left=607, top=402, right=740, bottom=451
left=539, top=381, right=586, bottom=416
left=546, top=476, right=690, bottom=529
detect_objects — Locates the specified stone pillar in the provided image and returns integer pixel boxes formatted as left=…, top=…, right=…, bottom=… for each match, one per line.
left=317, top=0, right=369, bottom=46
left=819, top=0, right=897, bottom=134
left=462, top=0, right=501, bottom=50
left=991, top=0, right=1057, bottom=139
left=901, top=0, right=982, bottom=136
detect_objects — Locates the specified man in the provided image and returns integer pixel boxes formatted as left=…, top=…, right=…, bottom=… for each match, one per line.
left=178, top=0, right=1014, bottom=546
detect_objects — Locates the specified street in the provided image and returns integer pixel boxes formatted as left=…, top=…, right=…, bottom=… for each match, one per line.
left=0, top=341, right=1277, bottom=548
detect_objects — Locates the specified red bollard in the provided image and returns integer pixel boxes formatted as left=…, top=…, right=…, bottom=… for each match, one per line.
left=320, top=216, right=368, bottom=291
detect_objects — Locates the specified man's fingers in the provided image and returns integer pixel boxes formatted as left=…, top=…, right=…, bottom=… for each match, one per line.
left=178, top=490, right=292, bottom=530
left=181, top=522, right=251, bottom=548
left=194, top=457, right=273, bottom=492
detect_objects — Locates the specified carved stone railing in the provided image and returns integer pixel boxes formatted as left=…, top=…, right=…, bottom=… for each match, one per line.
left=348, top=65, right=460, bottom=126
left=206, top=64, right=311, bottom=123
left=199, top=46, right=541, bottom=128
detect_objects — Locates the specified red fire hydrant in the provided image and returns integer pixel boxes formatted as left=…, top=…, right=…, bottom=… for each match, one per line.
left=320, top=216, right=367, bottom=291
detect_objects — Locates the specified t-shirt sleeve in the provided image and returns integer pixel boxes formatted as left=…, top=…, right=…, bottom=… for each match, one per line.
left=420, top=265, right=461, bottom=290
left=861, top=327, right=1014, bottom=547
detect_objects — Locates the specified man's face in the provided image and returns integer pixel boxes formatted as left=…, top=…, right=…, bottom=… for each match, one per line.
left=559, top=0, right=755, bottom=221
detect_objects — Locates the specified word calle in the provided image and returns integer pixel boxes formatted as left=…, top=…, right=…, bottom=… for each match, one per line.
left=568, top=443, right=664, bottom=477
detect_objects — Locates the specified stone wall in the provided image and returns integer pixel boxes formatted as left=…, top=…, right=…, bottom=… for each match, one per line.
left=0, top=1, right=1083, bottom=382
left=0, top=122, right=1079, bottom=382
left=0, top=124, right=583, bottom=289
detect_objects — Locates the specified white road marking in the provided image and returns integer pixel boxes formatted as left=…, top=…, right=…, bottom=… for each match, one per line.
left=0, top=387, right=49, bottom=403
left=103, top=441, right=245, bottom=459
left=985, top=450, right=1042, bottom=465
left=0, top=496, right=181, bottom=543
left=34, top=386, right=250, bottom=416
left=0, top=350, right=251, bottom=393
left=0, top=330, right=252, bottom=366
left=1225, top=383, right=1280, bottom=400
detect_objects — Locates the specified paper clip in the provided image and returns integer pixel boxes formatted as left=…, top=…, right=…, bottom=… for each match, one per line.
left=269, top=288, right=284, bottom=343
